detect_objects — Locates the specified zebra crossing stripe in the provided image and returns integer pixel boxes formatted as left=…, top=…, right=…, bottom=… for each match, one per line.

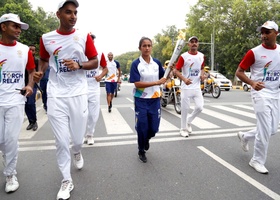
left=202, top=108, right=255, bottom=126
left=159, top=118, right=179, bottom=132
left=212, top=105, right=256, bottom=119
left=234, top=104, right=254, bottom=111
left=192, top=117, right=220, bottom=129
left=101, top=107, right=134, bottom=134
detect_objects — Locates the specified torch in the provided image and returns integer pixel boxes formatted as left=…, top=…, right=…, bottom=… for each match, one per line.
left=164, top=30, right=186, bottom=78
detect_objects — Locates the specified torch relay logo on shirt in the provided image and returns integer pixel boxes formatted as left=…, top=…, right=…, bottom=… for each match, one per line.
left=262, top=61, right=280, bottom=81
left=53, top=46, right=80, bottom=73
left=0, top=59, right=23, bottom=84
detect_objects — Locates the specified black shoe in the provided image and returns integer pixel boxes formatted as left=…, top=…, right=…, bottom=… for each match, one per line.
left=32, top=122, right=38, bottom=131
left=144, top=139, right=150, bottom=151
left=26, top=123, right=34, bottom=130
left=108, top=106, right=111, bottom=113
left=138, top=152, right=147, bottom=163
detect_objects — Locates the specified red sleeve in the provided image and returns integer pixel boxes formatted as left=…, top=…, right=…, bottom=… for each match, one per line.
left=26, top=50, right=36, bottom=70
left=39, top=37, right=50, bottom=60
left=201, top=56, right=205, bottom=69
left=85, top=34, right=98, bottom=59
left=100, top=53, right=107, bottom=68
left=175, top=56, right=184, bottom=70
left=239, top=50, right=255, bottom=70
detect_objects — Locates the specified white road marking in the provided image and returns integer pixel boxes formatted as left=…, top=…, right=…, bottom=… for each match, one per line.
left=212, top=105, right=256, bottom=119
left=198, top=146, right=280, bottom=200
left=202, top=108, right=255, bottom=126
left=234, top=104, right=254, bottom=111
left=191, top=117, right=220, bottom=129
left=101, top=107, right=134, bottom=134
left=159, top=118, right=179, bottom=131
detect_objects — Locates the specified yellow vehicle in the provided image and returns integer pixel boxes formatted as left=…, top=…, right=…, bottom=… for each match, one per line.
left=201, top=67, right=221, bottom=98
left=161, top=77, right=181, bottom=114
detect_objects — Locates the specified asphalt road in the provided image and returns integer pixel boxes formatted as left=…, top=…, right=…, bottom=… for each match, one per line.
left=1, top=84, right=280, bottom=200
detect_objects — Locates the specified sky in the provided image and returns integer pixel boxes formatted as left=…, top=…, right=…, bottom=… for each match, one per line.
left=28, top=0, right=198, bottom=56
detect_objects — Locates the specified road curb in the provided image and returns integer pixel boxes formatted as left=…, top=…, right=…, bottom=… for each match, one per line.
left=232, top=85, right=243, bottom=90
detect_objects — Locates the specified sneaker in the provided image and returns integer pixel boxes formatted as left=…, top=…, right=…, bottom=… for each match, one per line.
left=180, top=129, right=189, bottom=137
left=26, top=123, right=34, bottom=130
left=138, top=152, right=147, bottom=163
left=57, top=180, right=74, bottom=200
left=32, top=122, right=38, bottom=131
left=5, top=175, right=19, bottom=193
left=144, top=139, right=150, bottom=151
left=249, top=159, right=268, bottom=174
left=237, top=132, right=249, bottom=152
left=87, top=136, right=94, bottom=145
left=186, top=123, right=192, bottom=133
left=73, top=153, right=84, bottom=170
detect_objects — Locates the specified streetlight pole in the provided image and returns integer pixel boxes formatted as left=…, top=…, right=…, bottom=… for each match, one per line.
left=211, top=32, right=214, bottom=71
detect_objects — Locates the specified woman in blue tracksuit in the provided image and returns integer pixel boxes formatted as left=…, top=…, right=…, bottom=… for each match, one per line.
left=129, top=37, right=166, bottom=163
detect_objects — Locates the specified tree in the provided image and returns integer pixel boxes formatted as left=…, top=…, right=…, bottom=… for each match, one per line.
left=0, top=0, right=59, bottom=49
left=186, top=0, right=280, bottom=78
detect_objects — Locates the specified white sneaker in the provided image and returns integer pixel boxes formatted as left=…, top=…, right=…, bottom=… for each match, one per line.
left=5, top=175, right=19, bottom=193
left=57, top=180, right=74, bottom=200
left=186, top=124, right=192, bottom=133
left=73, top=152, right=84, bottom=170
left=180, top=129, right=189, bottom=137
left=249, top=159, right=268, bottom=174
left=86, top=136, right=94, bottom=145
left=237, top=132, right=249, bottom=152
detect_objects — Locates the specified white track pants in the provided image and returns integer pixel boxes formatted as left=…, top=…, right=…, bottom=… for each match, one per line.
left=0, top=105, right=24, bottom=176
left=181, top=89, right=204, bottom=129
left=47, top=95, right=88, bottom=181
left=86, top=91, right=100, bottom=137
left=243, top=97, right=279, bottom=165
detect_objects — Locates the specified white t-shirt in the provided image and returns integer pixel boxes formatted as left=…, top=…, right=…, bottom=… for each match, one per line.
left=86, top=53, right=106, bottom=92
left=105, top=59, right=120, bottom=82
left=176, top=51, right=204, bottom=90
left=40, top=29, right=97, bottom=98
left=239, top=44, right=280, bottom=99
left=130, top=56, right=164, bottom=98
left=0, top=42, right=33, bottom=105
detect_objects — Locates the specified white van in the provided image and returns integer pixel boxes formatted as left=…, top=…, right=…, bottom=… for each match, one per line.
left=242, top=72, right=251, bottom=91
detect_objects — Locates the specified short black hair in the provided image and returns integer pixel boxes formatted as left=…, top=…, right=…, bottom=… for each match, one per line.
left=90, top=34, right=96, bottom=40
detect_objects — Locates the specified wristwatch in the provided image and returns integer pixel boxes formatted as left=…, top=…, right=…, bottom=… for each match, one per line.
left=79, top=63, right=83, bottom=69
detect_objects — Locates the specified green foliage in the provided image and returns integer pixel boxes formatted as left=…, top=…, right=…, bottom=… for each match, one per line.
left=117, top=0, right=280, bottom=80
left=115, top=25, right=184, bottom=75
left=186, top=0, right=280, bottom=78
left=0, top=0, right=59, bottom=51
left=115, top=51, right=140, bottom=75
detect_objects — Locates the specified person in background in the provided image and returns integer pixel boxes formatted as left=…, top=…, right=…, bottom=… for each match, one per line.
left=105, top=52, right=121, bottom=112
left=174, top=36, right=205, bottom=138
left=84, top=34, right=108, bottom=145
left=0, top=13, right=35, bottom=193
left=235, top=21, right=280, bottom=174
left=129, top=37, right=166, bottom=163
left=33, top=1, right=98, bottom=199
left=25, top=44, right=38, bottom=131
left=203, top=66, right=211, bottom=91
left=40, top=65, right=50, bottom=112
